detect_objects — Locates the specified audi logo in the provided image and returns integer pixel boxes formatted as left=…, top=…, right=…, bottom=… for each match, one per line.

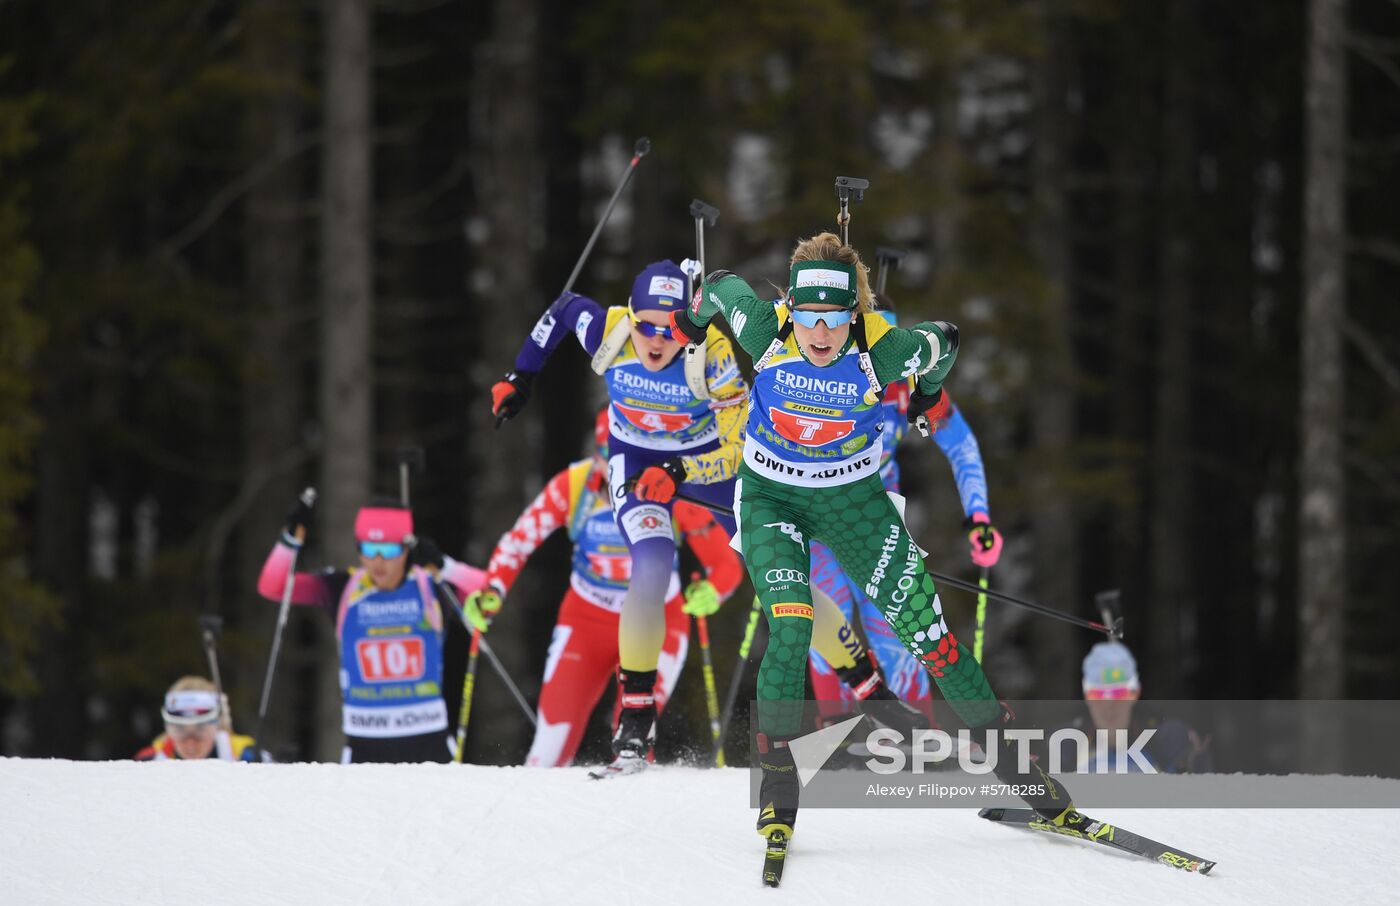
left=765, top=569, right=808, bottom=584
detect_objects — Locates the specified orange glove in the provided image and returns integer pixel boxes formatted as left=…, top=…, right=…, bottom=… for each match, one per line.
left=491, top=371, right=534, bottom=427
left=633, top=458, right=687, bottom=503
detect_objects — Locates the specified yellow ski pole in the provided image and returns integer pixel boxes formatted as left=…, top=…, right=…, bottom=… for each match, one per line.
left=696, top=614, right=725, bottom=767
left=974, top=567, right=989, bottom=662
left=453, top=629, right=482, bottom=764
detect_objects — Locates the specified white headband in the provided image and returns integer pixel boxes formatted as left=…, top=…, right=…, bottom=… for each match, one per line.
left=161, top=689, right=221, bottom=725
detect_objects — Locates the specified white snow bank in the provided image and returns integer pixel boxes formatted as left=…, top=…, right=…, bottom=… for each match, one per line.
left=2, top=759, right=1397, bottom=905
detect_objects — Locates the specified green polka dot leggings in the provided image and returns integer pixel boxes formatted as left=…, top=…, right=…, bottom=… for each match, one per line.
left=738, top=465, right=1003, bottom=738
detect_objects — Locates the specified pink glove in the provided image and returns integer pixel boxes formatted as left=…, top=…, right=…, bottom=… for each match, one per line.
left=967, top=512, right=1003, bottom=568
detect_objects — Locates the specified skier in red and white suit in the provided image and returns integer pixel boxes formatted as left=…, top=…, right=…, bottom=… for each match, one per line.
left=467, top=413, right=743, bottom=767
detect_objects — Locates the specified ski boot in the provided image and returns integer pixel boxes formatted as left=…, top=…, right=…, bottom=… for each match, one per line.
left=984, top=704, right=1078, bottom=825
left=755, top=734, right=797, bottom=886
left=592, top=669, right=656, bottom=779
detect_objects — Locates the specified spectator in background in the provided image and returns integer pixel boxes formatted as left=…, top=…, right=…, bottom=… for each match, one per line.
left=135, top=676, right=257, bottom=762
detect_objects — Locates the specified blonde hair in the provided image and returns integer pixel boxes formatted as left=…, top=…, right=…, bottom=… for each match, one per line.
left=789, top=232, right=875, bottom=313
left=167, top=675, right=217, bottom=694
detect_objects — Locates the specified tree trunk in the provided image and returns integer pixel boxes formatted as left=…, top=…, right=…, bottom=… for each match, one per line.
left=239, top=0, right=309, bottom=750
left=1149, top=0, right=1196, bottom=697
left=316, top=0, right=374, bottom=758
left=1027, top=3, right=1078, bottom=697
left=27, top=373, right=90, bottom=756
left=1299, top=0, right=1347, bottom=708
left=463, top=0, right=544, bottom=758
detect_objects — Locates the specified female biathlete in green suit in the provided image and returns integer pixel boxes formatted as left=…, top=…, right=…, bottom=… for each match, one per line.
left=668, top=232, right=1076, bottom=848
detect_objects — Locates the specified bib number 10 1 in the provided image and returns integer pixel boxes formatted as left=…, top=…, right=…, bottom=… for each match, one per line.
left=355, top=637, right=426, bottom=682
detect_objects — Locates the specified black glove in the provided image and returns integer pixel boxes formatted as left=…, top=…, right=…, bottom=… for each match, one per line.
left=283, top=492, right=315, bottom=541
left=491, top=370, right=535, bottom=428
left=411, top=536, right=445, bottom=570
left=907, top=387, right=951, bottom=437
left=668, top=309, right=708, bottom=346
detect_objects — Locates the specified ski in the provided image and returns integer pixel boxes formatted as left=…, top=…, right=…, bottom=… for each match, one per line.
left=979, top=807, right=1216, bottom=874
left=761, top=829, right=789, bottom=887
left=587, top=754, right=648, bottom=780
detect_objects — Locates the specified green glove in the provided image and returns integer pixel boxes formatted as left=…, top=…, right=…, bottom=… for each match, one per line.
left=463, top=589, right=503, bottom=633
left=682, top=577, right=720, bottom=617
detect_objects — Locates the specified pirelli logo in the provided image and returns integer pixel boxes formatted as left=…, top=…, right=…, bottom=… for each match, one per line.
left=771, top=603, right=814, bottom=619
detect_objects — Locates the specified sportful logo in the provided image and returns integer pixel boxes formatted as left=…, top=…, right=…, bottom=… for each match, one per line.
left=794, top=268, right=851, bottom=290
left=730, top=310, right=748, bottom=337
left=763, top=521, right=806, bottom=549
left=901, top=350, right=922, bottom=377
left=764, top=568, right=808, bottom=584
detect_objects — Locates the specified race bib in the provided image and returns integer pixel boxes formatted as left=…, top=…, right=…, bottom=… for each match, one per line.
left=355, top=637, right=426, bottom=683
left=769, top=407, right=855, bottom=445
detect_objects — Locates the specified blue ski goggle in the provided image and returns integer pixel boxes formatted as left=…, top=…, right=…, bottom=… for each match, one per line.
left=630, top=315, right=674, bottom=340
left=789, top=307, right=855, bottom=330
left=359, top=540, right=405, bottom=560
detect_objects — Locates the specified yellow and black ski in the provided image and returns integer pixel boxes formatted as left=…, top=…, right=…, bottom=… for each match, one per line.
left=761, top=828, right=789, bottom=887
left=979, top=807, right=1216, bottom=874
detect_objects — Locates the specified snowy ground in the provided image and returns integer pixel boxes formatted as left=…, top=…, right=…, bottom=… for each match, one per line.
left=3, top=759, right=1398, bottom=905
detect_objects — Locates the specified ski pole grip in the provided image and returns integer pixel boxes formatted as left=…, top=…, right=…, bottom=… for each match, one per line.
left=689, top=199, right=719, bottom=226
left=199, top=614, right=223, bottom=641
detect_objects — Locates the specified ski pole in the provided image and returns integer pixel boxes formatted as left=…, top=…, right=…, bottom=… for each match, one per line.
left=834, top=176, right=869, bottom=247
left=695, top=613, right=725, bottom=767
left=560, top=137, right=651, bottom=297
left=661, top=488, right=1121, bottom=639
left=683, top=198, right=721, bottom=398
left=199, top=613, right=234, bottom=744
left=874, top=247, right=906, bottom=297
left=253, top=486, right=317, bottom=761
left=434, top=577, right=537, bottom=727
left=199, top=614, right=225, bottom=704
left=396, top=445, right=426, bottom=509
left=971, top=521, right=996, bottom=661
left=1095, top=588, right=1124, bottom=636
left=474, top=634, right=536, bottom=726
left=973, top=568, right=989, bottom=662
left=717, top=595, right=764, bottom=749
left=687, top=198, right=720, bottom=303
left=930, top=568, right=1120, bottom=638
left=453, top=629, right=482, bottom=763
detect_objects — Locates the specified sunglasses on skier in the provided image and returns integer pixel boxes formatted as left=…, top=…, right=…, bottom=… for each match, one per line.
left=788, top=307, right=855, bottom=330
left=359, top=540, right=406, bottom=560
left=1084, top=686, right=1138, bottom=701
left=629, top=315, right=674, bottom=340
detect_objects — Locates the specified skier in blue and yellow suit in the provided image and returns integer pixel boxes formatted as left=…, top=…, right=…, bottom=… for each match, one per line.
left=490, top=260, right=748, bottom=773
